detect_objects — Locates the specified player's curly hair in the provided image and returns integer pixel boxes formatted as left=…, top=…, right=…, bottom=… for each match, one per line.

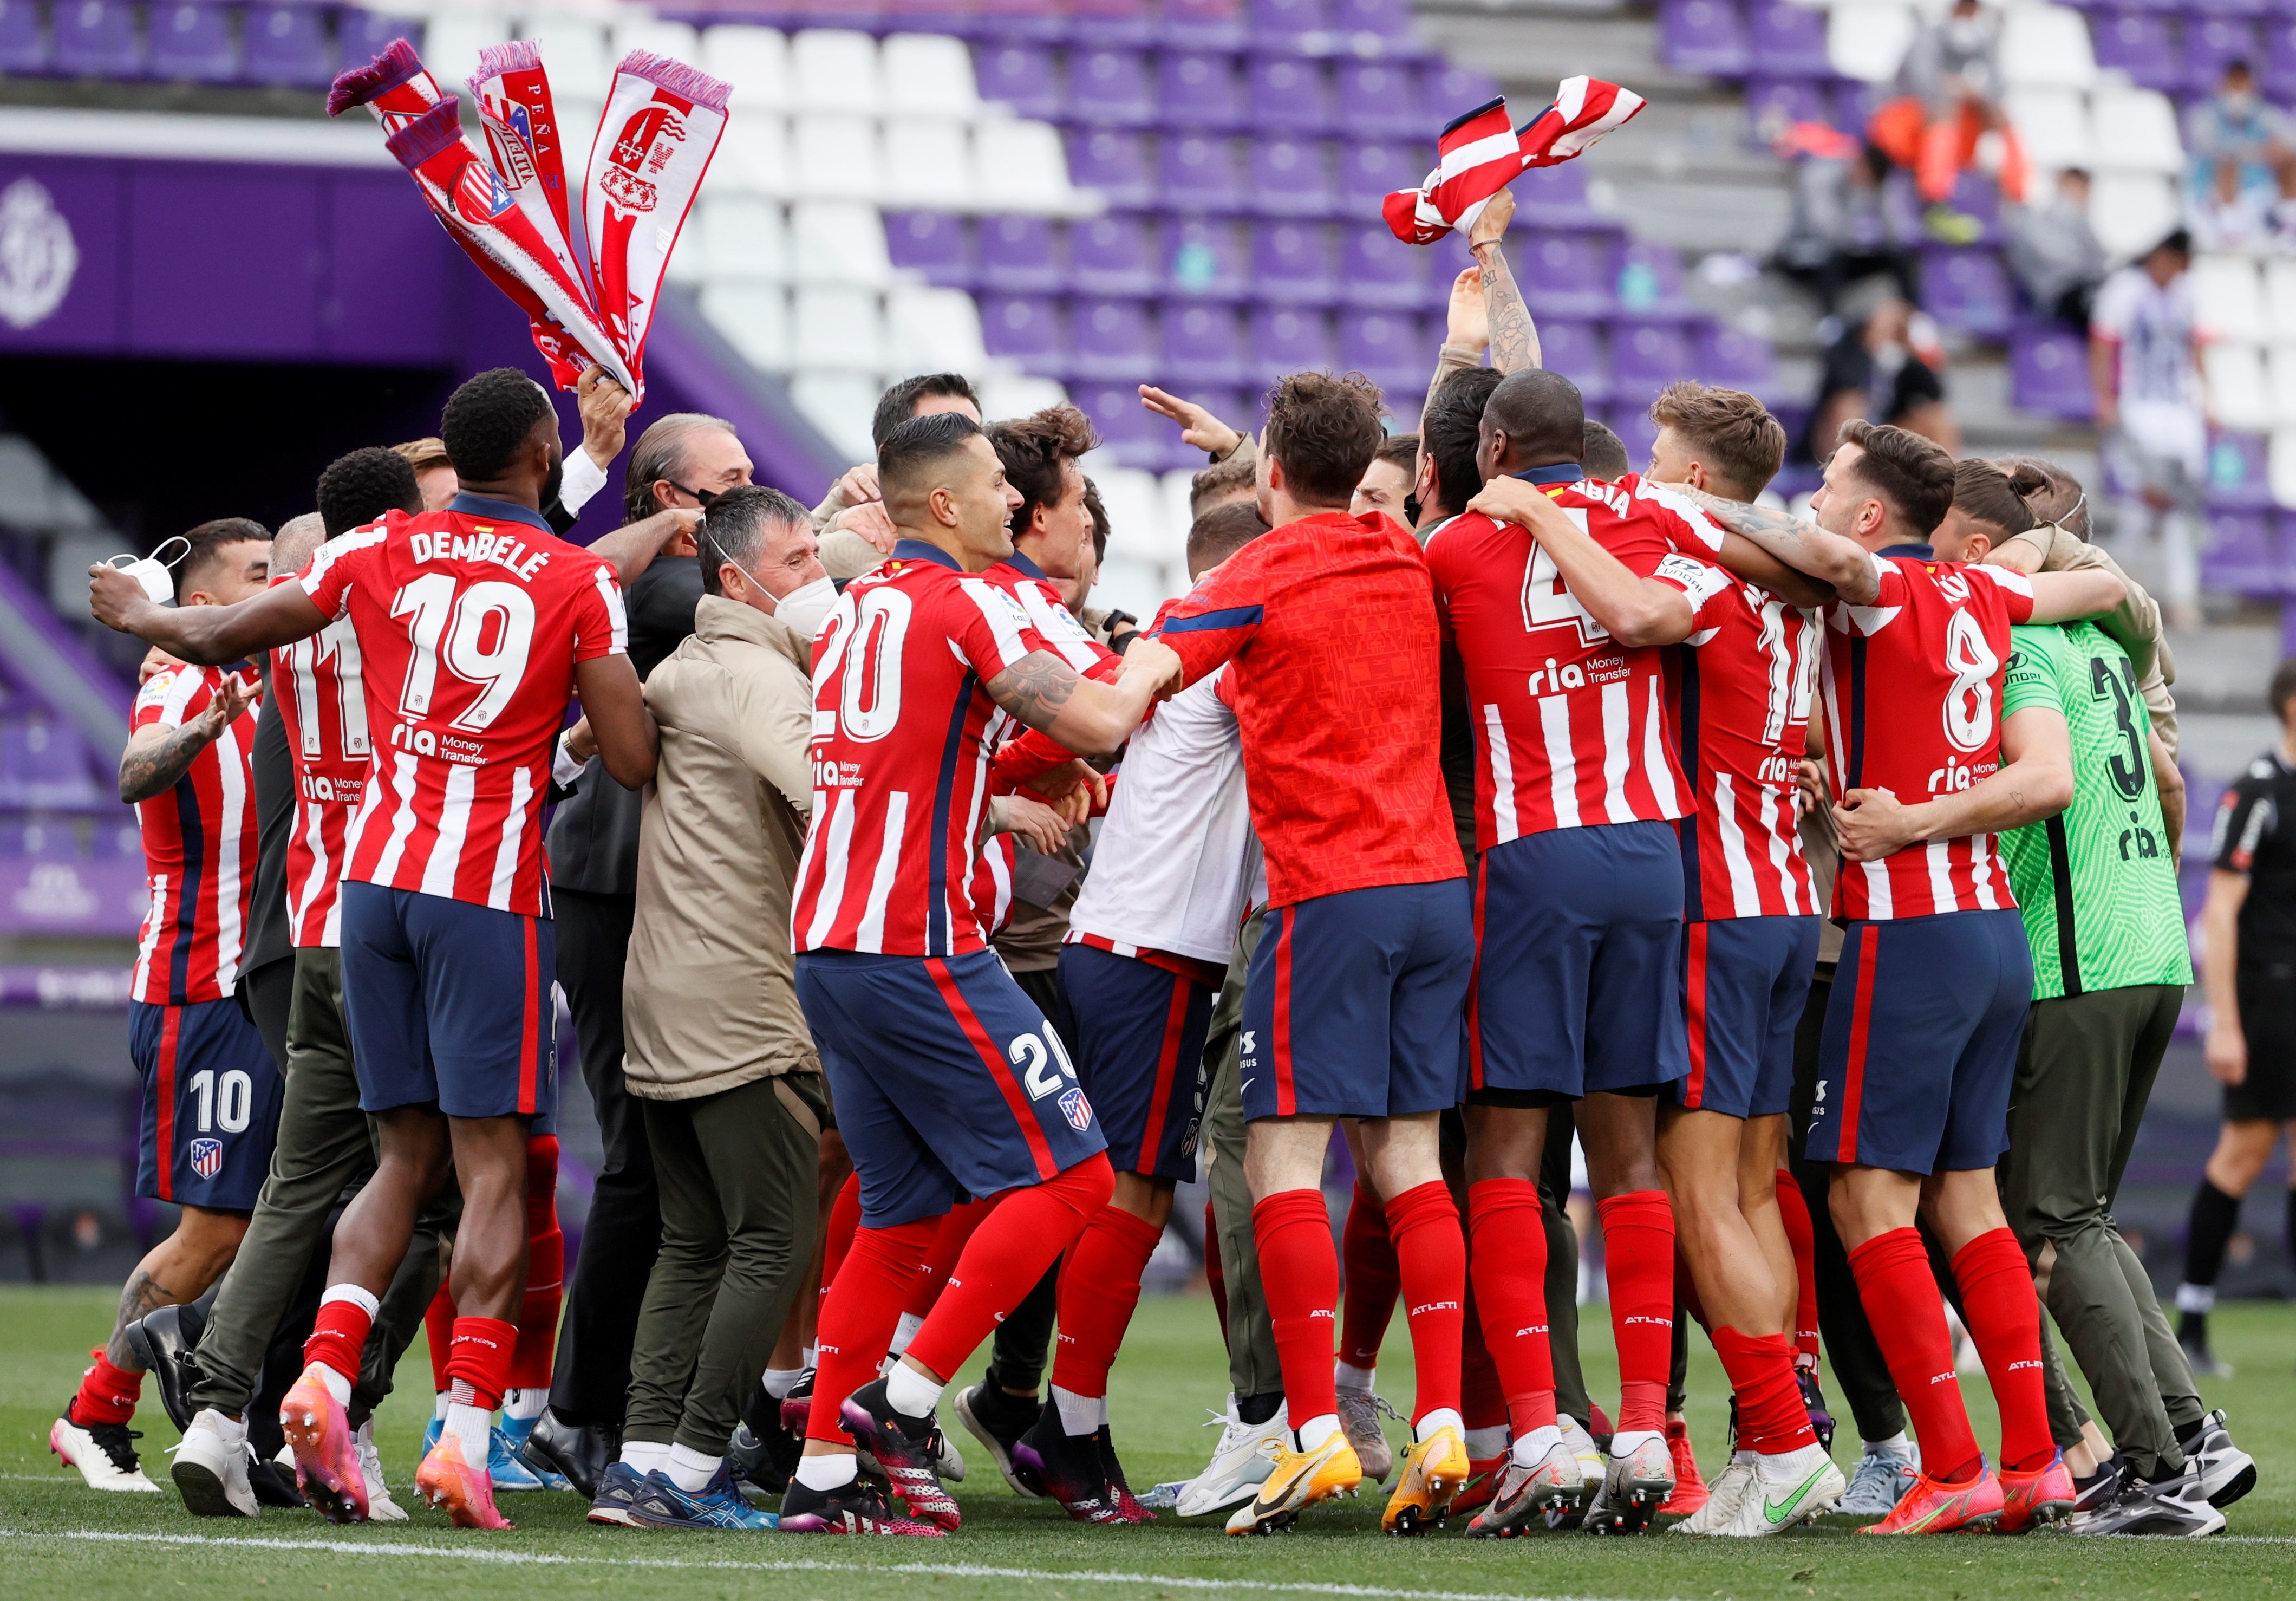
left=440, top=367, right=556, bottom=483
left=175, top=517, right=270, bottom=603
left=988, top=404, right=1100, bottom=539
left=316, top=447, right=422, bottom=538
left=1263, top=370, right=1385, bottom=509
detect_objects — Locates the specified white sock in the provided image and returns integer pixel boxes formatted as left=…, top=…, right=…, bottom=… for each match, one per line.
left=195, top=1408, right=247, bottom=1446
left=1295, top=1413, right=1340, bottom=1452
left=795, top=1452, right=857, bottom=1492
left=305, top=1364, right=352, bottom=1407
left=667, top=1443, right=721, bottom=1493
left=2175, top=1283, right=2215, bottom=1315
left=802, top=1344, right=818, bottom=1369
left=1414, top=1407, right=1463, bottom=1443
left=888, top=1311, right=925, bottom=1357
left=1334, top=1361, right=1376, bottom=1392
left=430, top=1391, right=451, bottom=1422
left=1762, top=1440, right=1829, bottom=1474
left=1610, top=1428, right=1664, bottom=1458
left=622, top=1440, right=673, bottom=1475
left=445, top=1401, right=491, bottom=1468
left=1051, top=1384, right=1100, bottom=1437
left=762, top=1366, right=805, bottom=1401
left=883, top=1360, right=942, bottom=1420
left=1510, top=1423, right=1563, bottom=1466
left=502, top=1387, right=547, bottom=1423
left=1864, top=1431, right=1916, bottom=1462
left=1465, top=1424, right=1510, bottom=1460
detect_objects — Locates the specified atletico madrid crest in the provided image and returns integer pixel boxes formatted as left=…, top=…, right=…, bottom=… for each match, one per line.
left=1058, top=1088, right=1093, bottom=1133
left=190, top=1138, right=224, bottom=1181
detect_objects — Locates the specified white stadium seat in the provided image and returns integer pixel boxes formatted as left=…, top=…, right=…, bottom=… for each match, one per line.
left=2005, top=89, right=2095, bottom=171
left=975, top=374, right=1069, bottom=420
left=881, top=118, right=976, bottom=210
left=693, top=196, right=791, bottom=284
left=791, top=30, right=883, bottom=115
left=1997, top=6, right=2096, bottom=92
left=2086, top=172, right=2180, bottom=259
left=1159, top=469, right=1201, bottom=556
left=972, top=119, right=1086, bottom=213
left=792, top=373, right=884, bottom=462
left=793, top=113, right=884, bottom=201
left=2269, top=346, right=2296, bottom=426
left=792, top=285, right=888, bottom=373
left=880, top=33, right=982, bottom=120
left=2264, top=258, right=2296, bottom=342
left=1094, top=554, right=1176, bottom=623
left=2270, top=427, right=2296, bottom=507
left=610, top=18, right=701, bottom=66
left=1827, top=3, right=1915, bottom=82
left=699, top=284, right=792, bottom=372
left=711, top=115, right=793, bottom=198
left=525, top=18, right=611, bottom=87
left=2090, top=87, right=2184, bottom=174
left=2204, top=342, right=2272, bottom=432
left=702, top=25, right=791, bottom=106
left=884, top=286, right=988, bottom=372
left=790, top=200, right=894, bottom=286
left=2191, top=255, right=2267, bottom=344
left=416, top=9, right=509, bottom=80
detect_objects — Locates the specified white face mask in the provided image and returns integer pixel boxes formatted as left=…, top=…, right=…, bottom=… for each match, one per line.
left=769, top=574, right=838, bottom=641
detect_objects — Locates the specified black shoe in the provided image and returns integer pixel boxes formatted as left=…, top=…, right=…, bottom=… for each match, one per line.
left=839, top=1378, right=960, bottom=1530
left=1010, top=1411, right=1124, bottom=1523
left=1795, top=1368, right=1836, bottom=1457
left=729, top=1422, right=792, bottom=1495
left=2071, top=1451, right=2121, bottom=1518
left=122, top=1303, right=208, bottom=1435
left=779, top=1473, right=947, bottom=1535
left=1098, top=1424, right=1154, bottom=1522
left=246, top=1452, right=307, bottom=1508
left=2070, top=1461, right=2225, bottom=1537
left=518, top=1407, right=617, bottom=1501
left=954, top=1381, right=1042, bottom=1498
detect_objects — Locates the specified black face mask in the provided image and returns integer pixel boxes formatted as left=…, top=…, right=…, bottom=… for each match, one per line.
left=671, top=483, right=720, bottom=508
left=1403, top=492, right=1422, bottom=525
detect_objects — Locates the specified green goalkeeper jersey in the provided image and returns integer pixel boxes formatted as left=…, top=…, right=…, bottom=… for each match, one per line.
left=1998, top=621, right=2193, bottom=999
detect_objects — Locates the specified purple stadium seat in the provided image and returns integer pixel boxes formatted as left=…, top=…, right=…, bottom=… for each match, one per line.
left=885, top=210, right=975, bottom=286
left=1427, top=229, right=1475, bottom=299
left=1068, top=47, right=1156, bottom=125
left=1068, top=128, right=1156, bottom=208
left=1251, top=220, right=1338, bottom=304
left=0, top=0, right=49, bottom=74
left=1328, top=0, right=1414, bottom=41
left=981, top=292, right=1070, bottom=375
left=1072, top=296, right=1158, bottom=381
left=1744, top=75, right=1828, bottom=140
left=1659, top=0, right=1751, bottom=77
left=974, top=42, right=1063, bottom=118
left=2205, top=429, right=2272, bottom=509
left=2267, top=19, right=2296, bottom=101
left=0, top=715, right=97, bottom=808
left=2186, top=17, right=2261, bottom=89
left=244, top=4, right=334, bottom=89
left=974, top=0, right=1071, bottom=42
left=883, top=0, right=975, bottom=28
left=150, top=4, right=237, bottom=82
left=1162, top=134, right=1247, bottom=211
left=978, top=214, right=1062, bottom=292
left=2202, top=510, right=2279, bottom=593
left=1422, top=63, right=1499, bottom=119
left=1166, top=217, right=1250, bottom=297
left=1249, top=136, right=1335, bottom=216
left=1070, top=212, right=1158, bottom=294
left=1335, top=58, right=1425, bottom=139
left=1337, top=308, right=1425, bottom=391
left=340, top=12, right=423, bottom=60
left=1165, top=0, right=1248, bottom=50
left=1072, top=0, right=1153, bottom=44
left=1518, top=230, right=1616, bottom=318
left=1830, top=77, right=1883, bottom=137
left=1617, top=240, right=1693, bottom=317
left=55, top=1, right=145, bottom=78
left=1163, top=301, right=1249, bottom=385
left=1072, top=381, right=1171, bottom=468
left=1251, top=0, right=1328, bottom=47
left=1939, top=171, right=2004, bottom=245
left=2008, top=322, right=2096, bottom=421
left=1338, top=140, right=1421, bottom=213
left=1607, top=404, right=1660, bottom=473
left=1920, top=245, right=2015, bottom=338
left=1611, top=318, right=1691, bottom=401
left=2189, top=0, right=2269, bottom=17
left=1339, top=222, right=1426, bottom=308
left=2090, top=12, right=2184, bottom=94
left=1747, top=0, right=1829, bottom=75
left=1162, top=49, right=1245, bottom=131
left=1248, top=56, right=1333, bottom=134
left=1536, top=319, right=1614, bottom=403
left=1693, top=322, right=1783, bottom=402
left=1513, top=161, right=1604, bottom=227
left=1250, top=304, right=1338, bottom=382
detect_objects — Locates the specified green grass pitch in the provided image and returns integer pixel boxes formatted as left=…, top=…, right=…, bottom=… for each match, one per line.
left=1, top=1285, right=2289, bottom=1600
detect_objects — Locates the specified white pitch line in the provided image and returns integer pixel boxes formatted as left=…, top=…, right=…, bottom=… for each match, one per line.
left=0, top=1527, right=1662, bottom=1601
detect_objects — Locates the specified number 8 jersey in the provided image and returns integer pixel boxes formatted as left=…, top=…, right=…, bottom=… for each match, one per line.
left=296, top=496, right=628, bottom=917
left=1818, top=551, right=2036, bottom=920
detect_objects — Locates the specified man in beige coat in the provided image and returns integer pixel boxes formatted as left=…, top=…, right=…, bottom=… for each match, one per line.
left=591, top=485, right=840, bottom=1528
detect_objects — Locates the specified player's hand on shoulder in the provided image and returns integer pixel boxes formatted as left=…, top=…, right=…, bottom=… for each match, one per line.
left=1118, top=635, right=1184, bottom=697
left=831, top=461, right=882, bottom=508
left=138, top=645, right=185, bottom=685
left=990, top=793, right=1071, bottom=854
left=831, top=500, right=899, bottom=555
left=1466, top=475, right=1548, bottom=528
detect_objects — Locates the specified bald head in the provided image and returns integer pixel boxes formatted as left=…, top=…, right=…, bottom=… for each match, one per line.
left=1477, top=368, right=1587, bottom=481
left=271, top=512, right=327, bottom=578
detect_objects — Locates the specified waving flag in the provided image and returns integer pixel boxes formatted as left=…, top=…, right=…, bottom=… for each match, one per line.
left=1382, top=76, right=1645, bottom=245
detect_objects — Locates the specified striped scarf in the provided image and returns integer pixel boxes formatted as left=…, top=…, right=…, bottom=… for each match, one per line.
left=1382, top=76, right=1646, bottom=245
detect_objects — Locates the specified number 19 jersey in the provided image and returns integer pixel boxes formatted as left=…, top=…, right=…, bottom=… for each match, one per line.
left=1819, top=552, right=2035, bottom=921
left=296, top=495, right=628, bottom=918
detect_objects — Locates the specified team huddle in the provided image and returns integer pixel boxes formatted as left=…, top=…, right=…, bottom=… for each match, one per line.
left=54, top=307, right=2260, bottom=1544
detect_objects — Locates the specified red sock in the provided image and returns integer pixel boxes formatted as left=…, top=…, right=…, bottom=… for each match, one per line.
left=1951, top=1227, right=2054, bottom=1473
left=70, top=1349, right=144, bottom=1427
left=1774, top=1170, right=1821, bottom=1363
left=1252, top=1188, right=1341, bottom=1431
left=1384, top=1180, right=1465, bottom=1426
left=907, top=1154, right=1113, bottom=1381
left=820, top=1171, right=863, bottom=1311
left=1848, top=1228, right=1981, bottom=1484
left=1340, top=1179, right=1401, bottom=1371
left=1051, top=1205, right=1164, bottom=1398
left=512, top=1134, right=562, bottom=1389
left=1711, top=1327, right=1814, bottom=1455
left=907, top=1197, right=995, bottom=1321
left=1597, top=1190, right=1677, bottom=1434
left=422, top=1283, right=456, bottom=1394
left=1204, top=1201, right=1231, bottom=1349
left=1460, top=1284, right=1506, bottom=1434
left=446, top=1316, right=517, bottom=1413
left=305, top=1295, right=376, bottom=1389
left=808, top=1216, right=937, bottom=1444
left=1466, top=1179, right=1554, bottom=1436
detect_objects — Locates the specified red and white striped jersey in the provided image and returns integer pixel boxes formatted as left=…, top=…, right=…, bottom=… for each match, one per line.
left=1667, top=580, right=1822, bottom=920
left=297, top=495, right=627, bottom=918
left=793, top=540, right=1054, bottom=957
left=271, top=583, right=373, bottom=948
left=130, top=665, right=260, bottom=1005
left=1819, top=551, right=2037, bottom=920
left=1424, top=470, right=1732, bottom=850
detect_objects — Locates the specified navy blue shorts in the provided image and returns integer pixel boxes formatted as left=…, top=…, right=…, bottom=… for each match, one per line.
left=1469, top=821, right=1688, bottom=1102
left=131, top=997, right=282, bottom=1211
left=797, top=948, right=1108, bottom=1228
left=1240, top=880, right=1474, bottom=1121
left=1676, top=916, right=1819, bottom=1119
left=1055, top=942, right=1212, bottom=1182
left=338, top=882, right=557, bottom=1122
left=1805, top=908, right=2032, bottom=1175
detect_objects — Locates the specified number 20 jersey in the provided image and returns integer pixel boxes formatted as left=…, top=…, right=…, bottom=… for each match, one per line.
left=1818, top=552, right=2035, bottom=921
left=296, top=498, right=628, bottom=919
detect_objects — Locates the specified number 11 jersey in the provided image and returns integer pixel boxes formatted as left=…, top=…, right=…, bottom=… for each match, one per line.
left=296, top=494, right=628, bottom=918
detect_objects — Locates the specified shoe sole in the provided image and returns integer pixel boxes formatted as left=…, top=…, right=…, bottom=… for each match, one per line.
left=415, top=1462, right=512, bottom=1530
left=2204, top=1459, right=2256, bottom=1510
left=1586, top=1477, right=1672, bottom=1536
left=954, top=1389, right=1037, bottom=1499
left=586, top=1504, right=641, bottom=1526
left=1470, top=1483, right=1589, bottom=1538
left=171, top=1456, right=255, bottom=1519
left=279, top=1398, right=367, bottom=1524
left=841, top=1398, right=961, bottom=1531
left=1384, top=1462, right=1468, bottom=1536
left=120, top=1322, right=195, bottom=1436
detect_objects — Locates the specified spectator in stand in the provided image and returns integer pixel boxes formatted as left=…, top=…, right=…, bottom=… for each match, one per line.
left=814, top=374, right=983, bottom=580
left=2185, top=61, right=2291, bottom=215
left=1802, top=296, right=1958, bottom=464
left=2090, top=230, right=2206, bottom=631
left=1868, top=0, right=2029, bottom=235
left=1353, top=434, right=1419, bottom=520
left=2005, top=168, right=2108, bottom=330
left=1775, top=136, right=1921, bottom=315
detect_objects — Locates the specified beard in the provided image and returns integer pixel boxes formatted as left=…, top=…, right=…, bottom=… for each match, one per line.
left=542, top=453, right=564, bottom=510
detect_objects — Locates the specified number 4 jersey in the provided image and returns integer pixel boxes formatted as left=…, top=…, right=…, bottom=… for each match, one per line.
left=1818, top=551, right=2035, bottom=920
left=296, top=494, right=628, bottom=918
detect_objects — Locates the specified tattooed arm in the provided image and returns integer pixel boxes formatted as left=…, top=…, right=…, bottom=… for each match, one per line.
left=984, top=639, right=1183, bottom=758
left=1468, top=189, right=1541, bottom=375
left=1668, top=485, right=1880, bottom=604
left=118, top=674, right=252, bottom=805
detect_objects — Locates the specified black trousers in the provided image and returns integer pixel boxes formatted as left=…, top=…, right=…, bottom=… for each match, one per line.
left=549, top=889, right=658, bottom=1428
